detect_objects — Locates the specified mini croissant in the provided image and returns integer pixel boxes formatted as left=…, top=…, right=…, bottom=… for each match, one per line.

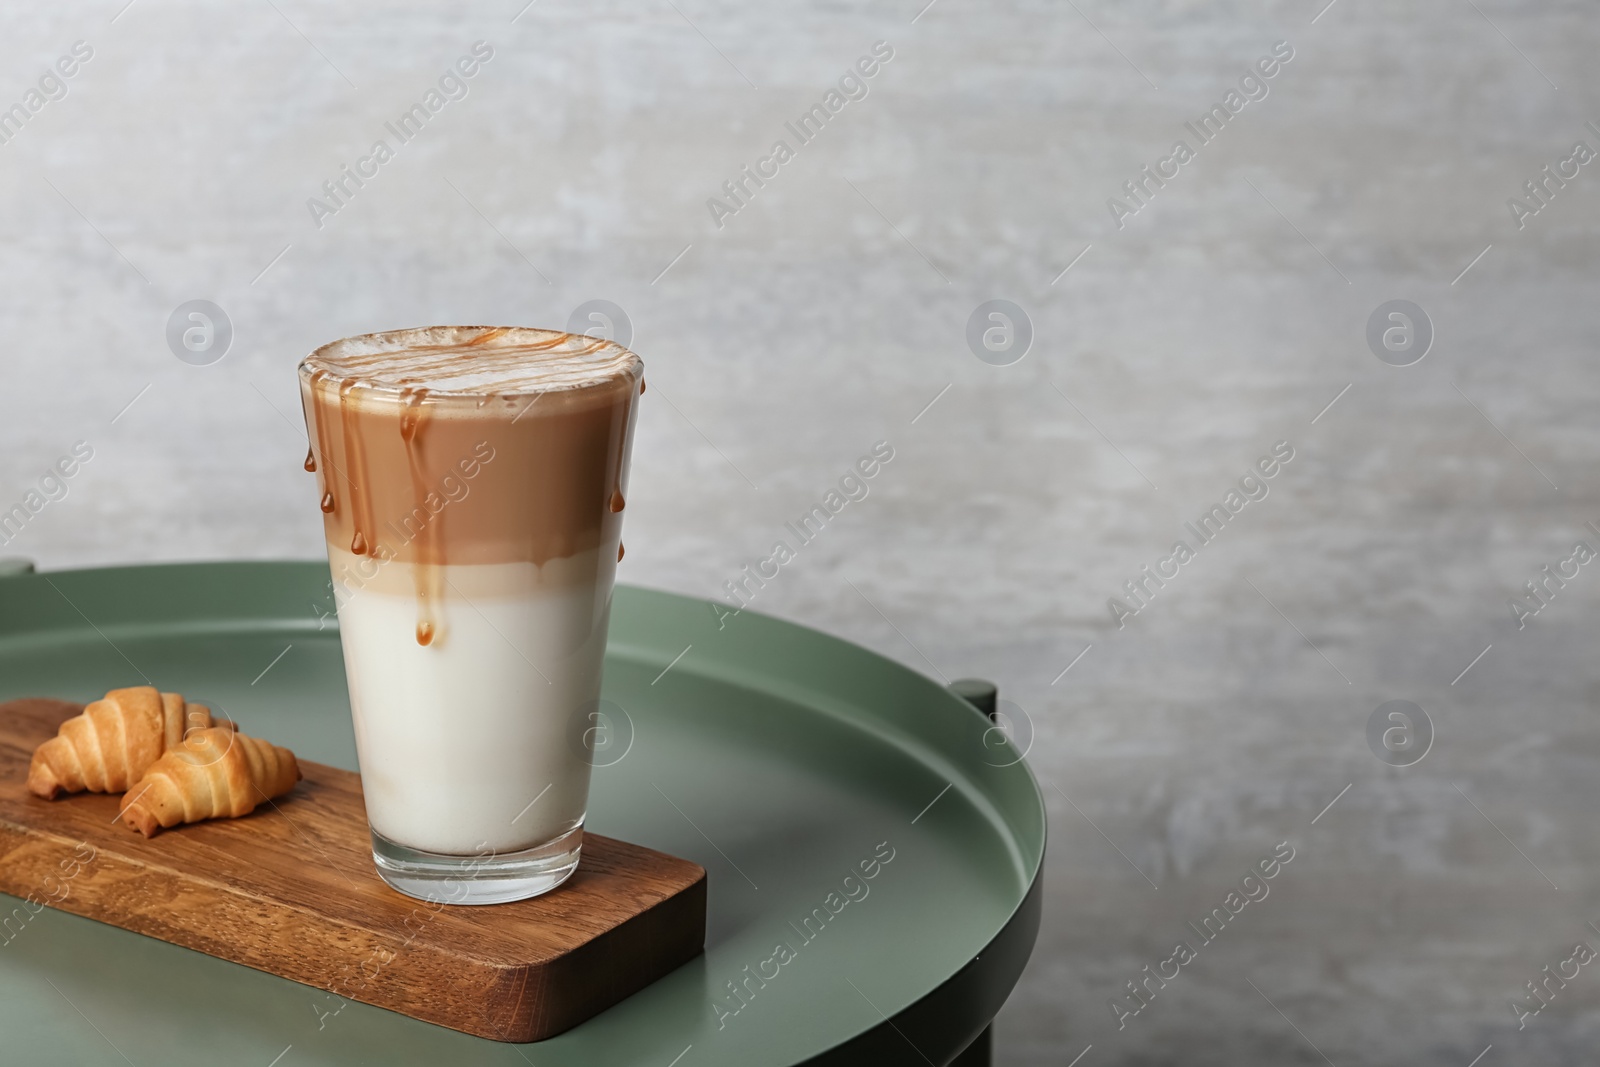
left=27, top=687, right=231, bottom=799
left=119, top=727, right=300, bottom=838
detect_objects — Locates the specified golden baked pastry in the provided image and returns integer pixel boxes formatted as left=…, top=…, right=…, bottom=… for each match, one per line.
left=118, top=726, right=300, bottom=837
left=27, top=686, right=230, bottom=799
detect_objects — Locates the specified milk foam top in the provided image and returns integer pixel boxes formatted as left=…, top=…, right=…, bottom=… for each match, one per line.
left=298, top=327, right=643, bottom=647
left=302, top=326, right=642, bottom=400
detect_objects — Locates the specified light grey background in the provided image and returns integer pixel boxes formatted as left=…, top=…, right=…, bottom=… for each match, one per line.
left=3, top=0, right=1599, bottom=1063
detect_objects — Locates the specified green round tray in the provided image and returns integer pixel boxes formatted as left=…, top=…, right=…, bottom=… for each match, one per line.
left=0, top=562, right=1044, bottom=1066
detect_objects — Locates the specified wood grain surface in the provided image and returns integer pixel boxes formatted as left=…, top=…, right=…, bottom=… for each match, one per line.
left=0, top=698, right=706, bottom=1042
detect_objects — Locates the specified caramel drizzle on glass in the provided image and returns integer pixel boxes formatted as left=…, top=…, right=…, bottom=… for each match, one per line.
left=305, top=329, right=636, bottom=648
left=309, top=371, right=445, bottom=646
left=307, top=369, right=337, bottom=517
left=399, top=385, right=441, bottom=647
left=337, top=378, right=376, bottom=560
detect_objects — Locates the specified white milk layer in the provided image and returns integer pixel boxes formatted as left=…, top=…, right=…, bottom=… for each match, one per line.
left=328, top=548, right=612, bottom=855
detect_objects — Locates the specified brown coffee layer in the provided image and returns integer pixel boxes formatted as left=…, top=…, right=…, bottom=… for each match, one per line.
left=298, top=326, right=641, bottom=572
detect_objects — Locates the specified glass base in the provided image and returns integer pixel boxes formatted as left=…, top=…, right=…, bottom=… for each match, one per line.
left=370, top=824, right=584, bottom=905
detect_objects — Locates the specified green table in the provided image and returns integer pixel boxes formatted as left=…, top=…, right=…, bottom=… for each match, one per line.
left=0, top=561, right=1044, bottom=1066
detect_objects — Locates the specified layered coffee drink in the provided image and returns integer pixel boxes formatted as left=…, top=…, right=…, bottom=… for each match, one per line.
left=298, top=326, right=642, bottom=903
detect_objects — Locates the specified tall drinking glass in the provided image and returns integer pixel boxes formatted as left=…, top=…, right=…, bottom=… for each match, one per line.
left=298, top=326, right=642, bottom=904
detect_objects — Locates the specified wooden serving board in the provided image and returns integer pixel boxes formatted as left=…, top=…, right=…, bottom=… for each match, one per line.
left=0, top=699, right=706, bottom=1043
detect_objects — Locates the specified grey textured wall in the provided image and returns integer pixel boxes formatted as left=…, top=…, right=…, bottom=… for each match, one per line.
left=3, top=1, right=1599, bottom=1063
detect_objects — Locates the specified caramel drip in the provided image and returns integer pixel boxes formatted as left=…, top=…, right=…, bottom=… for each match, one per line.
left=339, top=378, right=374, bottom=557
left=400, top=387, right=441, bottom=647
left=307, top=369, right=336, bottom=517
left=617, top=542, right=625, bottom=562
left=301, top=334, right=640, bottom=572
left=303, top=331, right=641, bottom=667
left=399, top=387, right=427, bottom=444
left=639, top=379, right=646, bottom=394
